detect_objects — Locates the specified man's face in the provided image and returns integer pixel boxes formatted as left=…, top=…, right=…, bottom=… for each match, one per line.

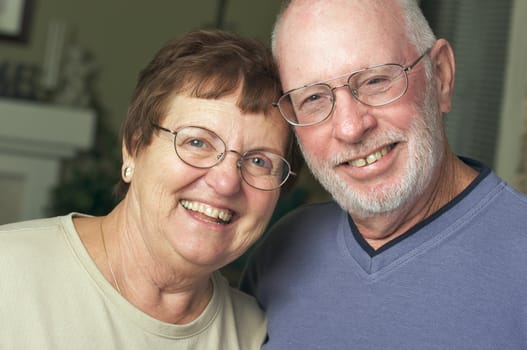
left=275, top=0, right=446, bottom=218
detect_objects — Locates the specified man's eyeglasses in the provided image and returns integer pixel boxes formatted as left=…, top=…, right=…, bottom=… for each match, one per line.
left=274, top=48, right=431, bottom=127
left=152, top=124, right=295, bottom=191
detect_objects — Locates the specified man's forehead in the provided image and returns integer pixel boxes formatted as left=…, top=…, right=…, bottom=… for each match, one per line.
left=276, top=0, right=403, bottom=42
left=275, top=1, right=407, bottom=90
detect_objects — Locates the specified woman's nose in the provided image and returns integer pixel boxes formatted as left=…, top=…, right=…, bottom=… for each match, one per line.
left=204, top=151, right=243, bottom=195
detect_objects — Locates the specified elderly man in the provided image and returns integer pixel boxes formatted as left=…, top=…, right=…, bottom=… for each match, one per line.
left=242, top=0, right=527, bottom=348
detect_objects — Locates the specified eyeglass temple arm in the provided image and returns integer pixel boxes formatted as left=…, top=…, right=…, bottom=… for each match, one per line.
left=152, top=123, right=177, bottom=136
left=405, top=47, right=432, bottom=72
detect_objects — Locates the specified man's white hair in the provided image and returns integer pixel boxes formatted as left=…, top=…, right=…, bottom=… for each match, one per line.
left=271, top=0, right=436, bottom=60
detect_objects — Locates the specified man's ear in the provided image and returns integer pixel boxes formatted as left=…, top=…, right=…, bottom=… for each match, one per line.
left=430, top=39, right=455, bottom=113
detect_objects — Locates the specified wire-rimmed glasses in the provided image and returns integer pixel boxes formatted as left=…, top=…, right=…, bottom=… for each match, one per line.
left=274, top=48, right=431, bottom=126
left=152, top=124, right=295, bottom=191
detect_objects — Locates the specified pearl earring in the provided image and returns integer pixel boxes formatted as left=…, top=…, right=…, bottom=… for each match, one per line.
left=123, top=166, right=134, bottom=179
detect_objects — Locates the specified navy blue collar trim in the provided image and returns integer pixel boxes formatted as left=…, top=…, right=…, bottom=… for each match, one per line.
left=349, top=157, right=491, bottom=257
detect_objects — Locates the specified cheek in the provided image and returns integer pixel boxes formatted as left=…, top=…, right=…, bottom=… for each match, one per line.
left=295, top=128, right=329, bottom=160
left=247, top=191, right=280, bottom=224
left=389, top=110, right=416, bottom=132
left=383, top=91, right=424, bottom=131
left=133, top=155, right=201, bottom=200
left=130, top=169, right=170, bottom=209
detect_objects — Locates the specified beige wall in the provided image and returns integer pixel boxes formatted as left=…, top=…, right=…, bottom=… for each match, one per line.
left=495, top=0, right=527, bottom=191
left=0, top=0, right=282, bottom=131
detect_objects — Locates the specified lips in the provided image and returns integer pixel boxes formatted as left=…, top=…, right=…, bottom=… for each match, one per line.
left=180, top=199, right=234, bottom=224
left=347, top=144, right=395, bottom=167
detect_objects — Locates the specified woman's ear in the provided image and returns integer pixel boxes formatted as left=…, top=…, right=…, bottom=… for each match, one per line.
left=430, top=38, right=455, bottom=113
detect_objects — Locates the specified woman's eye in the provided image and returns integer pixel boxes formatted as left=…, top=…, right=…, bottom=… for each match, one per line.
left=251, top=157, right=269, bottom=169
left=189, top=138, right=206, bottom=148
left=179, top=137, right=214, bottom=153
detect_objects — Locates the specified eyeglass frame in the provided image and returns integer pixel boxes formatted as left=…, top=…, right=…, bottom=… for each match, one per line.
left=273, top=47, right=432, bottom=127
left=151, top=123, right=296, bottom=191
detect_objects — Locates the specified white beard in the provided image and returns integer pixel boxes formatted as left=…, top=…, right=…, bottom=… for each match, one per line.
left=300, top=83, right=445, bottom=218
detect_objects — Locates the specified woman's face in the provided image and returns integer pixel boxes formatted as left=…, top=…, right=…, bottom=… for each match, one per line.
left=123, top=93, right=290, bottom=271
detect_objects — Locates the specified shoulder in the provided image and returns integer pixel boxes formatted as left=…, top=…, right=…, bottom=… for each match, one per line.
left=260, top=200, right=344, bottom=251
left=228, top=287, right=266, bottom=326
left=270, top=200, right=343, bottom=234
left=0, top=215, right=86, bottom=297
left=213, top=273, right=266, bottom=347
left=465, top=158, right=527, bottom=212
left=281, top=199, right=342, bottom=217
left=241, top=201, right=346, bottom=289
left=214, top=272, right=265, bottom=321
left=474, top=171, right=527, bottom=227
left=0, top=216, right=62, bottom=233
left=0, top=216, right=65, bottom=249
left=454, top=169, right=527, bottom=260
left=0, top=214, right=82, bottom=260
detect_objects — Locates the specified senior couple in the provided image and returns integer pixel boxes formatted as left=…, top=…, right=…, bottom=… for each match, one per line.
left=2, top=0, right=526, bottom=349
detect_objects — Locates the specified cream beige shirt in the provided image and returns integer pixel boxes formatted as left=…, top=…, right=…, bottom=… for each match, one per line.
left=0, top=214, right=266, bottom=349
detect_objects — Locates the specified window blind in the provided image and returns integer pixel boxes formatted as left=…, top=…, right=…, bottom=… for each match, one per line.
left=421, top=0, right=513, bottom=168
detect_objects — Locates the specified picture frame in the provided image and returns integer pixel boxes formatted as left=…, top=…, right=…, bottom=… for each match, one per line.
left=0, top=0, right=34, bottom=42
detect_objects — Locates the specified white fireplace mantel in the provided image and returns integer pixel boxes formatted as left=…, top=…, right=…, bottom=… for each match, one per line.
left=0, top=97, right=96, bottom=224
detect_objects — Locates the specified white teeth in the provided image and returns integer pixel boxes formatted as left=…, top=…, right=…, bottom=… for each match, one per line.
left=180, top=200, right=233, bottom=223
left=349, top=145, right=391, bottom=168
left=366, top=153, right=377, bottom=164
left=353, top=158, right=367, bottom=167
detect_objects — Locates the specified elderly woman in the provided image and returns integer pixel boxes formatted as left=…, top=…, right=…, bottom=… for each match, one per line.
left=0, top=29, right=299, bottom=349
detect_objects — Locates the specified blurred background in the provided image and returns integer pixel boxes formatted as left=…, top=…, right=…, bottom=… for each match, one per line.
left=0, top=0, right=526, bottom=282
left=0, top=0, right=314, bottom=224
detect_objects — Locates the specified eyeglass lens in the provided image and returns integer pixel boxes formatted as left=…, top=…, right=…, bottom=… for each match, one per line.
left=172, top=126, right=291, bottom=190
left=279, top=64, right=409, bottom=126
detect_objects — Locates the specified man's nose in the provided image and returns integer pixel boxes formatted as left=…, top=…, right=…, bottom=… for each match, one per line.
left=330, top=87, right=377, bottom=143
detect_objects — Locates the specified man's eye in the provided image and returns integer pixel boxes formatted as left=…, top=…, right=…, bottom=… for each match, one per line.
left=365, top=76, right=390, bottom=85
left=299, top=90, right=331, bottom=107
left=299, top=94, right=321, bottom=107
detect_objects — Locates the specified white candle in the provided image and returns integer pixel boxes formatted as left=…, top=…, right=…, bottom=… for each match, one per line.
left=41, top=20, right=67, bottom=90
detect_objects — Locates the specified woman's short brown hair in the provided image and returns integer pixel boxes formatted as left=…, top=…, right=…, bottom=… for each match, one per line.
left=114, top=29, right=301, bottom=198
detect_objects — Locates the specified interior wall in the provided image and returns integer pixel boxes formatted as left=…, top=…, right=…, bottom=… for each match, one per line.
left=421, top=0, right=513, bottom=171
left=0, top=0, right=282, bottom=132
left=495, top=0, right=527, bottom=190
left=421, top=0, right=527, bottom=191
